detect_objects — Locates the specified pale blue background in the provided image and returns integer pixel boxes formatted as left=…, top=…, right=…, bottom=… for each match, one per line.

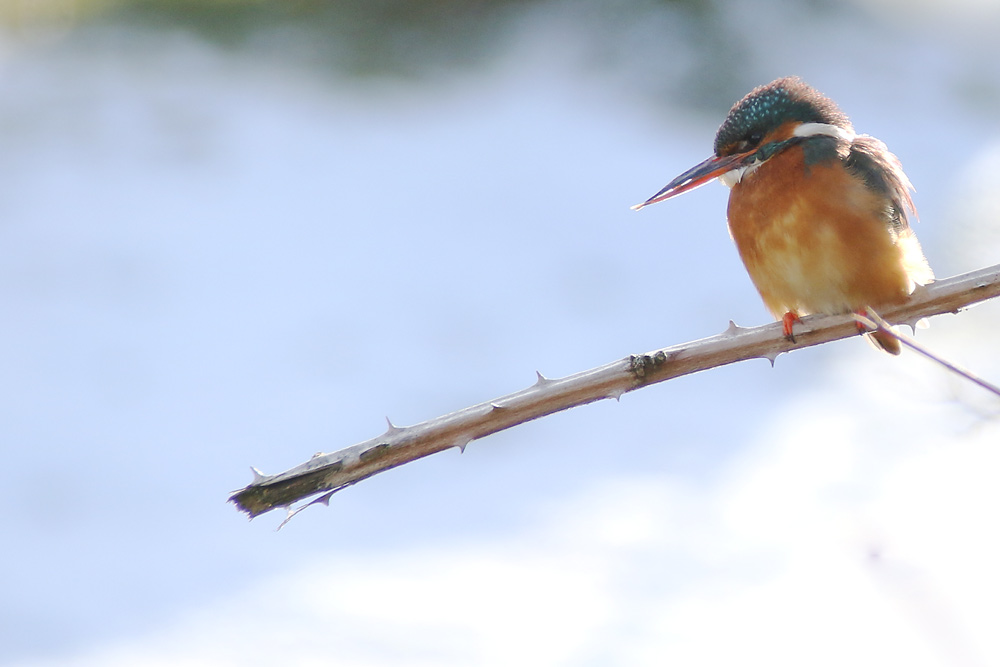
left=3, top=1, right=1000, bottom=665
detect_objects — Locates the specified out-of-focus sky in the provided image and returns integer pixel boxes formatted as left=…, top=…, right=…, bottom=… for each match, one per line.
left=2, top=1, right=1000, bottom=665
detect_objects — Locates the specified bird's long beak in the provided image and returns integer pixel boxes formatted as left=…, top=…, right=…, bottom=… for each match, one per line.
left=631, top=152, right=751, bottom=210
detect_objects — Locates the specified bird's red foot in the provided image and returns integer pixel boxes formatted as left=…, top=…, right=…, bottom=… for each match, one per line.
left=781, top=311, right=801, bottom=343
left=854, top=317, right=868, bottom=336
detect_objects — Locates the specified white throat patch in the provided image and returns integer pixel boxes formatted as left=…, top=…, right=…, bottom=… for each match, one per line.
left=719, top=162, right=760, bottom=189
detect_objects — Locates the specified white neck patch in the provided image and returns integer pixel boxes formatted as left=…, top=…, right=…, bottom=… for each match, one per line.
left=793, top=122, right=855, bottom=142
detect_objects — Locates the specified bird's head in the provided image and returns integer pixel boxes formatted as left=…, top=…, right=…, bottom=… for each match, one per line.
left=633, top=77, right=855, bottom=210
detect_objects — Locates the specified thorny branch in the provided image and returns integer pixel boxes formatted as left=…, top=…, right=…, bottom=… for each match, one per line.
left=230, top=263, right=1000, bottom=525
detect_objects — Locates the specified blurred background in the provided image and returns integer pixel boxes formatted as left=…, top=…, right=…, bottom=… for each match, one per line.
left=2, top=0, right=1000, bottom=665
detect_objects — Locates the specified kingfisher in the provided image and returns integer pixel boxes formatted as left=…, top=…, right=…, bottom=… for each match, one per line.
left=633, top=77, right=933, bottom=354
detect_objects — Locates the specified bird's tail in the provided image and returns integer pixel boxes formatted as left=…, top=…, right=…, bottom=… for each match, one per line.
left=866, top=329, right=901, bottom=355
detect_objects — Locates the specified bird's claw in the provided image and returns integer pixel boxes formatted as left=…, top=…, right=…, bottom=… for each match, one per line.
left=782, top=311, right=801, bottom=343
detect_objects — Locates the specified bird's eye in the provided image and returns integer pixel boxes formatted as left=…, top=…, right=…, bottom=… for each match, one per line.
left=733, top=131, right=764, bottom=154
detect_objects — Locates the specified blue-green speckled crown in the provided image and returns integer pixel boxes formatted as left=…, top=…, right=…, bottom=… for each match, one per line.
left=714, top=77, right=851, bottom=156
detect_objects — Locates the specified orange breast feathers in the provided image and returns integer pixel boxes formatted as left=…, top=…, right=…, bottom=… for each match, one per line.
left=725, top=144, right=931, bottom=319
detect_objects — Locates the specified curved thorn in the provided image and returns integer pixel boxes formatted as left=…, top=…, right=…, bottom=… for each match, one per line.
left=383, top=417, right=404, bottom=435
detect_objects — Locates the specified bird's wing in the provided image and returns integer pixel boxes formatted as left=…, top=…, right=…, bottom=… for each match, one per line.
left=845, top=135, right=917, bottom=232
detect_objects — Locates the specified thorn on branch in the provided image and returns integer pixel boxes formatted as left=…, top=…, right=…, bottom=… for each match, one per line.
left=383, top=417, right=404, bottom=435
left=277, top=490, right=338, bottom=531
